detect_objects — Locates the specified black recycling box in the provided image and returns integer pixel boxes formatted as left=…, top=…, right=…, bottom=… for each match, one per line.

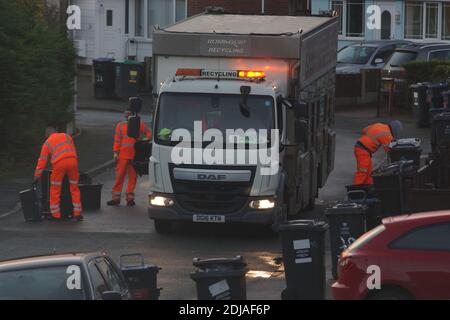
left=190, top=256, right=248, bottom=300
left=325, top=202, right=368, bottom=279
left=19, top=187, right=42, bottom=222
left=79, top=184, right=103, bottom=211
left=278, top=220, right=328, bottom=300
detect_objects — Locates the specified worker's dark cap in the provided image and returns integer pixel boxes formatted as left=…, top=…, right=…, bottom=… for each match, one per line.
left=127, top=97, right=142, bottom=113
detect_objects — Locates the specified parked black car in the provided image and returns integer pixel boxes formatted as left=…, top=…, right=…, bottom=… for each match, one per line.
left=0, top=252, right=132, bottom=300
left=336, top=40, right=411, bottom=75
left=381, top=43, right=450, bottom=105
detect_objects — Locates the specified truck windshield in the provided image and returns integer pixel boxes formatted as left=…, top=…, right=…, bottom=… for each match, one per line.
left=155, top=92, right=275, bottom=146
left=0, top=266, right=86, bottom=300
left=337, top=45, right=377, bottom=64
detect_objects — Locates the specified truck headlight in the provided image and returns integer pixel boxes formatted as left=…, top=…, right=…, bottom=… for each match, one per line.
left=149, top=195, right=174, bottom=207
left=249, top=199, right=275, bottom=210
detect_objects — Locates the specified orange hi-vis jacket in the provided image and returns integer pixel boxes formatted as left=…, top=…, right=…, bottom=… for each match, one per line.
left=114, top=121, right=152, bottom=160
left=34, top=133, right=77, bottom=178
left=357, top=123, right=394, bottom=154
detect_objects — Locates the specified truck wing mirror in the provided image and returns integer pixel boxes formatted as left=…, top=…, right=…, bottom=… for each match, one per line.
left=127, top=114, right=141, bottom=138
left=293, top=102, right=308, bottom=118
left=295, top=119, right=309, bottom=146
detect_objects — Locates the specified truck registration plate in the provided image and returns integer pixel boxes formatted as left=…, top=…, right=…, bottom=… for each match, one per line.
left=193, top=214, right=225, bottom=223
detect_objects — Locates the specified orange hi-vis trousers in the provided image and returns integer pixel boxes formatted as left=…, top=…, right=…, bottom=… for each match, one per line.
left=112, top=159, right=137, bottom=202
left=50, top=157, right=82, bottom=218
left=353, top=146, right=374, bottom=185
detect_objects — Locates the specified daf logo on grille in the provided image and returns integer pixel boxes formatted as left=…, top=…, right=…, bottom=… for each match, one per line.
left=197, top=174, right=227, bottom=181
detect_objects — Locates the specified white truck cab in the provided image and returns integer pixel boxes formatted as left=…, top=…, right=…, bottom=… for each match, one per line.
left=147, top=13, right=339, bottom=233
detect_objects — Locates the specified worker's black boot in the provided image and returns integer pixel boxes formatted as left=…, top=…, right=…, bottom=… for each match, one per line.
left=127, top=200, right=136, bottom=207
left=107, top=199, right=120, bottom=206
left=75, top=215, right=84, bottom=222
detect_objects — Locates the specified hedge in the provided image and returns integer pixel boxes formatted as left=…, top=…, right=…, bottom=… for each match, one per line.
left=403, top=60, right=450, bottom=85
left=0, top=0, right=76, bottom=171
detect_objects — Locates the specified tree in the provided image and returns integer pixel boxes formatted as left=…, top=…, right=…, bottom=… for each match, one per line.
left=0, top=0, right=76, bottom=170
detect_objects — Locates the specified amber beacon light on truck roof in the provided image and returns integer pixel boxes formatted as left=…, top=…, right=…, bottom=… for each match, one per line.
left=175, top=68, right=266, bottom=80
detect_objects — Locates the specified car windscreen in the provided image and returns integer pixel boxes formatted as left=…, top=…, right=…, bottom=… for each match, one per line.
left=346, top=225, right=386, bottom=252
left=155, top=92, right=275, bottom=146
left=387, top=51, right=418, bottom=67
left=0, top=266, right=86, bottom=300
left=337, top=45, right=377, bottom=64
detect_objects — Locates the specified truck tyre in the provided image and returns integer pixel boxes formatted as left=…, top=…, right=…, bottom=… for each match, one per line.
left=154, top=220, right=172, bottom=234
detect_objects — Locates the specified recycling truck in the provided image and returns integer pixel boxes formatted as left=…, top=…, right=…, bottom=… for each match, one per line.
left=147, top=12, right=338, bottom=233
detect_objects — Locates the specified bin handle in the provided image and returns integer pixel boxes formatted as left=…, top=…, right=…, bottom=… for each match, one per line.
left=119, top=253, right=144, bottom=268
left=347, top=190, right=367, bottom=203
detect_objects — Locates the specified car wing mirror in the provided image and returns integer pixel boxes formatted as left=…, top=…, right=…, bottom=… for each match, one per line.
left=292, top=101, right=308, bottom=118
left=101, top=291, right=123, bottom=300
left=374, top=58, right=384, bottom=65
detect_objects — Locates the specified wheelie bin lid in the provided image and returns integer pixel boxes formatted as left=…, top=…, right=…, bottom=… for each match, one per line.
left=278, top=219, right=328, bottom=232
left=190, top=256, right=248, bottom=279
left=427, top=82, right=449, bottom=90
left=119, top=253, right=161, bottom=271
left=389, top=138, right=421, bottom=149
left=325, top=202, right=368, bottom=216
left=93, top=57, right=115, bottom=62
left=192, top=256, right=247, bottom=271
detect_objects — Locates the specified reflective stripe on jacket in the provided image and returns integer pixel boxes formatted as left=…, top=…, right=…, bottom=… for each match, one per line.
left=34, top=133, right=77, bottom=177
left=358, top=123, right=394, bottom=154
left=113, top=121, right=152, bottom=160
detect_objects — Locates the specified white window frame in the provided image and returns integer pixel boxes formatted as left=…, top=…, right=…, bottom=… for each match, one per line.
left=128, top=0, right=187, bottom=42
left=404, top=1, right=444, bottom=41
left=330, top=0, right=365, bottom=40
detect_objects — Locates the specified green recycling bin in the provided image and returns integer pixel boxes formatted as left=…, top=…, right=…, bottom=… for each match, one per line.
left=115, top=60, right=144, bottom=100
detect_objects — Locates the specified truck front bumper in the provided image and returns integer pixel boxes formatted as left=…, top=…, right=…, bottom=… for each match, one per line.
left=148, top=195, right=280, bottom=225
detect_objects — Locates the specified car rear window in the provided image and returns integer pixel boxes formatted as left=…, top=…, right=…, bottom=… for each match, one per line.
left=387, top=51, right=418, bottom=67
left=390, top=222, right=450, bottom=251
left=346, top=225, right=386, bottom=252
left=0, top=265, right=86, bottom=300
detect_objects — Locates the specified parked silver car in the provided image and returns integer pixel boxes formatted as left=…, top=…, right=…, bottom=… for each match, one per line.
left=337, top=40, right=411, bottom=75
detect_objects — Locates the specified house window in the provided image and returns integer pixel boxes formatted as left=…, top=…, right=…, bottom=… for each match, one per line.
left=330, top=0, right=364, bottom=38
left=106, top=10, right=113, bottom=27
left=125, top=0, right=129, bottom=34
left=147, top=0, right=172, bottom=39
left=405, top=2, right=448, bottom=40
left=405, top=2, right=423, bottom=39
left=443, top=4, right=450, bottom=40
left=175, top=0, right=186, bottom=22
left=425, top=3, right=438, bottom=39
left=135, top=0, right=145, bottom=37
left=346, top=0, right=364, bottom=37
left=331, top=0, right=343, bottom=35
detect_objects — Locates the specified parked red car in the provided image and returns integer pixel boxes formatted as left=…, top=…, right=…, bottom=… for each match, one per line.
left=332, top=211, right=450, bottom=300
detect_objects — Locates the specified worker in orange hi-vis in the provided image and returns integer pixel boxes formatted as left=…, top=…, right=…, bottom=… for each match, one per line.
left=33, top=127, right=83, bottom=221
left=107, top=108, right=152, bottom=207
left=353, top=120, right=403, bottom=185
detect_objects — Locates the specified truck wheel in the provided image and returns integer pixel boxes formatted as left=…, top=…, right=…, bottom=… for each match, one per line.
left=154, top=220, right=172, bottom=234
